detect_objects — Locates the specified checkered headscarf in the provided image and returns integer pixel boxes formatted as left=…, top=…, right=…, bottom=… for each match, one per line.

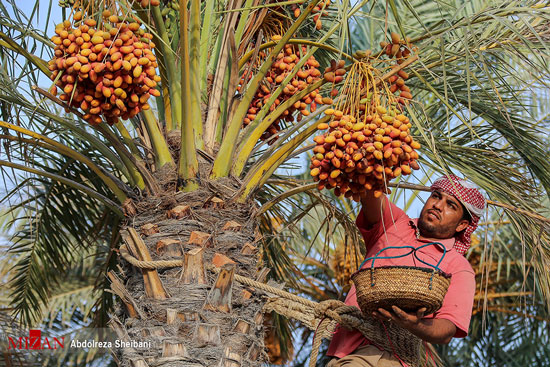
left=431, top=175, right=486, bottom=255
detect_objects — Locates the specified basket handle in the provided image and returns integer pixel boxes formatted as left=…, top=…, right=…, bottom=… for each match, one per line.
left=358, top=246, right=415, bottom=287
left=355, top=243, right=448, bottom=291
left=413, top=242, right=446, bottom=273
left=358, top=245, right=416, bottom=271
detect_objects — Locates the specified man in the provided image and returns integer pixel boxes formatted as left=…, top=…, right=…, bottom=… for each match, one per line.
left=326, top=174, right=486, bottom=367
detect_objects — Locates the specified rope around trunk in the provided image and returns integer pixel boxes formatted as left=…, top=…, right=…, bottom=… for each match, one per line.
left=119, top=244, right=369, bottom=367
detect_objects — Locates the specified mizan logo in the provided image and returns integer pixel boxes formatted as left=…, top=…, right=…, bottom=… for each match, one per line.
left=8, top=330, right=65, bottom=350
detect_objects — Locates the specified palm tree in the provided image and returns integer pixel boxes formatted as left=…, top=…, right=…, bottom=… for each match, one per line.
left=1, top=0, right=549, bottom=366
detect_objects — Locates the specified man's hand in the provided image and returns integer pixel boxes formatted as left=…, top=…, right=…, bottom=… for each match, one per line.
left=374, top=305, right=426, bottom=329
left=360, top=190, right=386, bottom=226
left=372, top=306, right=456, bottom=344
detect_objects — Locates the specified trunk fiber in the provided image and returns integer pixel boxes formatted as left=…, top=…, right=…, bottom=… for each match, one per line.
left=111, top=173, right=267, bottom=367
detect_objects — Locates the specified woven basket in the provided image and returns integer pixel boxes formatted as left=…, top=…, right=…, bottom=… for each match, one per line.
left=351, top=242, right=451, bottom=316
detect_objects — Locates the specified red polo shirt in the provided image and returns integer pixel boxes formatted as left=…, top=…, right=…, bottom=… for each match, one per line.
left=327, top=198, right=476, bottom=359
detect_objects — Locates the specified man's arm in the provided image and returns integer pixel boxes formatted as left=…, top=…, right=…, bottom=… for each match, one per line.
left=374, top=306, right=456, bottom=344
left=360, top=191, right=386, bottom=227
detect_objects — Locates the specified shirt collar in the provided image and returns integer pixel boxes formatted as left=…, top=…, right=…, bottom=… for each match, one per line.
left=410, top=218, right=455, bottom=251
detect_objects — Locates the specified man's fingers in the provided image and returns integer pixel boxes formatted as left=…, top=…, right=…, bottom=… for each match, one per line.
left=376, top=308, right=392, bottom=319
left=391, top=305, right=408, bottom=320
left=417, top=307, right=427, bottom=318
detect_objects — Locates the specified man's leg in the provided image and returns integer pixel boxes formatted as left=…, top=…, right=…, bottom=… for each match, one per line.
left=326, top=345, right=401, bottom=367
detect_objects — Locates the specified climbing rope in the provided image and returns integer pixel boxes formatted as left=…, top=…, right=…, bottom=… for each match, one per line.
left=119, top=244, right=372, bottom=367
left=120, top=245, right=317, bottom=309
left=120, top=245, right=182, bottom=269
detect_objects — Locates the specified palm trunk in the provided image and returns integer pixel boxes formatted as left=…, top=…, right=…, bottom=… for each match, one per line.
left=110, top=165, right=267, bottom=366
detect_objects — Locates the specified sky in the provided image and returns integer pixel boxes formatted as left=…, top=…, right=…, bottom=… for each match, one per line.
left=23, top=0, right=63, bottom=29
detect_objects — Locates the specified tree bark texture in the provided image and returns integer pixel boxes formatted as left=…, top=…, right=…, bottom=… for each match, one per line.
left=111, top=178, right=267, bottom=366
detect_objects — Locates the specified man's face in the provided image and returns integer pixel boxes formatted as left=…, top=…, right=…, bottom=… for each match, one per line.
left=418, top=190, right=470, bottom=239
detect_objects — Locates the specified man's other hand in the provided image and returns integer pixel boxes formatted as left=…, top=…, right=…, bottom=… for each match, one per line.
left=374, top=305, right=426, bottom=328
left=372, top=305, right=456, bottom=344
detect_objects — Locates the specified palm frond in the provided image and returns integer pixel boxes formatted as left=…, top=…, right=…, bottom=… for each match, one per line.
left=1, top=142, right=120, bottom=325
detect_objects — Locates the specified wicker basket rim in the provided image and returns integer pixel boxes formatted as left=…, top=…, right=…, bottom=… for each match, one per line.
left=352, top=265, right=452, bottom=279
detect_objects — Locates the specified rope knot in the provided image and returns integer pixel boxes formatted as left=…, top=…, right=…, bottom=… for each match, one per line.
left=314, top=299, right=345, bottom=320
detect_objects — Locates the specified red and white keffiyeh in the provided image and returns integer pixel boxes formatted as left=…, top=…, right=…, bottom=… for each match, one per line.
left=431, top=174, right=486, bottom=255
